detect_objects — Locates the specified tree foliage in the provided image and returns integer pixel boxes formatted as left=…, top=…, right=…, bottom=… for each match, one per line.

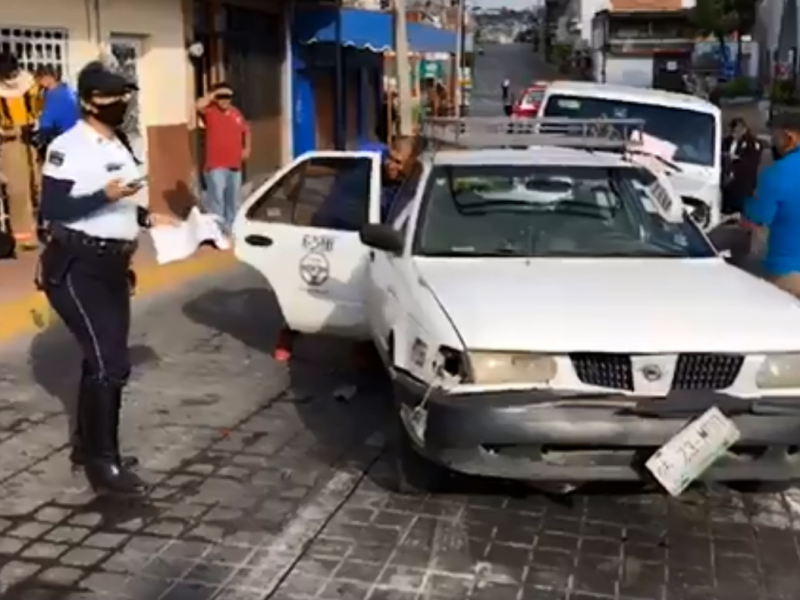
left=692, top=0, right=758, bottom=42
left=692, top=0, right=758, bottom=76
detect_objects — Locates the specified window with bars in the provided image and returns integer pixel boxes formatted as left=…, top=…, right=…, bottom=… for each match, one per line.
left=0, top=27, right=69, bottom=79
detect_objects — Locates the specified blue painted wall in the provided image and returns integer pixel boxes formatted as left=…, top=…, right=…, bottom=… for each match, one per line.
left=291, top=41, right=384, bottom=156
left=291, top=38, right=317, bottom=157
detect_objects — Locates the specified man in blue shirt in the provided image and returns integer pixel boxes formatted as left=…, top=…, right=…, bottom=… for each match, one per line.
left=742, top=108, right=800, bottom=297
left=35, top=65, right=79, bottom=147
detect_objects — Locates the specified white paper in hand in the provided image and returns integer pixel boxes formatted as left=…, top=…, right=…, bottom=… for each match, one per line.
left=149, top=207, right=230, bottom=265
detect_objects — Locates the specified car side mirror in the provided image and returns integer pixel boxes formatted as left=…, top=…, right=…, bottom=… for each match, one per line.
left=360, top=224, right=404, bottom=255
left=682, top=197, right=710, bottom=229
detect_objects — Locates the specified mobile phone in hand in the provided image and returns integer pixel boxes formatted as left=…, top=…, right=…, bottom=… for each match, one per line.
left=127, top=176, right=148, bottom=188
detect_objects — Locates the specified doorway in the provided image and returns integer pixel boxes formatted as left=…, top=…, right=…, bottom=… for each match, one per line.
left=652, top=53, right=690, bottom=93
left=108, top=34, right=146, bottom=162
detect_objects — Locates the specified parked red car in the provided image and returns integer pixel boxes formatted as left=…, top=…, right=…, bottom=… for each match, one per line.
left=512, top=82, right=549, bottom=118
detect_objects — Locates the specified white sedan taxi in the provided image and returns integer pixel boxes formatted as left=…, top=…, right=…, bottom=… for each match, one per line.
left=234, top=118, right=800, bottom=496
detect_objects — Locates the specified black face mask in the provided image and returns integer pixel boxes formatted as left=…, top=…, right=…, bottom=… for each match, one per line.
left=92, top=101, right=129, bottom=127
left=772, top=145, right=785, bottom=161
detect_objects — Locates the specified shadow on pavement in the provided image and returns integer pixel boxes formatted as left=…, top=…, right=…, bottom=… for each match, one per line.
left=27, top=321, right=160, bottom=456
left=177, top=280, right=664, bottom=504
left=0, top=487, right=168, bottom=600
left=181, top=282, right=393, bottom=482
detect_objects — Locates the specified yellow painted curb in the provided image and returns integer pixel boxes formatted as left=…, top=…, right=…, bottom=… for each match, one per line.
left=0, top=250, right=236, bottom=344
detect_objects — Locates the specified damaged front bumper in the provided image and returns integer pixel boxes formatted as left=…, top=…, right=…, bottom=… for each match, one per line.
left=393, top=371, right=800, bottom=483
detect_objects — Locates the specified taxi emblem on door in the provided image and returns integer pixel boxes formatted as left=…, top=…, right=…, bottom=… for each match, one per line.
left=299, top=252, right=330, bottom=286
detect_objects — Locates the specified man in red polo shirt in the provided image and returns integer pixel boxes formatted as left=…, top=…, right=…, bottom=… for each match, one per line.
left=196, top=82, right=250, bottom=230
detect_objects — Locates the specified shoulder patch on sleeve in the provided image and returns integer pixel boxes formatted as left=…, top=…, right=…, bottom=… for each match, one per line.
left=47, top=150, right=65, bottom=167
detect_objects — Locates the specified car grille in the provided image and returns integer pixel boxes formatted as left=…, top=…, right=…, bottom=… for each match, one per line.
left=571, top=353, right=634, bottom=391
left=671, top=353, right=744, bottom=390
left=570, top=353, right=744, bottom=391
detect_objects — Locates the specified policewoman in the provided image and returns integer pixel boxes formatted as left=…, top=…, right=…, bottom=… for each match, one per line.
left=39, top=61, right=176, bottom=496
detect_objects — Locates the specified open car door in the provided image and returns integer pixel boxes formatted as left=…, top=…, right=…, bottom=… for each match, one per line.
left=233, top=151, right=382, bottom=340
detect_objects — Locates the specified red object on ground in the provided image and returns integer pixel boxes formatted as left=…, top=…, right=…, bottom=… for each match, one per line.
left=201, top=104, right=249, bottom=171
left=274, top=327, right=296, bottom=362
left=512, top=82, right=548, bottom=118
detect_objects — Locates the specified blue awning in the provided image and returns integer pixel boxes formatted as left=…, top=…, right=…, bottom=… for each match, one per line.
left=294, top=8, right=456, bottom=54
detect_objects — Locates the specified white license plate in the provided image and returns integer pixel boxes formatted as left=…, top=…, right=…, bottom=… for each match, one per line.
left=645, top=406, right=741, bottom=496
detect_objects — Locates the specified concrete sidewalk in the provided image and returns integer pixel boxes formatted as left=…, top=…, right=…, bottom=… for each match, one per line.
left=0, top=242, right=235, bottom=345
left=0, top=170, right=275, bottom=345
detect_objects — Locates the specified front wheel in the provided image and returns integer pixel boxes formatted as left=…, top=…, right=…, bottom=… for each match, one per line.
left=392, top=412, right=451, bottom=495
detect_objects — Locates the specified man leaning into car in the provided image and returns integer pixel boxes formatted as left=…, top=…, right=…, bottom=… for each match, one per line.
left=742, top=108, right=800, bottom=298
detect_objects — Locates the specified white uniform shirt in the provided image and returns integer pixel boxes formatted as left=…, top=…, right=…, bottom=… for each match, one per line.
left=41, top=121, right=146, bottom=240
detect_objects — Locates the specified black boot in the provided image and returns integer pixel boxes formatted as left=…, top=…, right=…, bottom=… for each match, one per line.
left=80, top=379, right=146, bottom=496
left=70, top=367, right=139, bottom=469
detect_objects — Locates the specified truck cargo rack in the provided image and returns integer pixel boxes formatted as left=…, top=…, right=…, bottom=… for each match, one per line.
left=420, top=117, right=645, bottom=151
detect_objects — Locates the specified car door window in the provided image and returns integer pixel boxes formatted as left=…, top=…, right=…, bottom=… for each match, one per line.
left=245, top=157, right=373, bottom=231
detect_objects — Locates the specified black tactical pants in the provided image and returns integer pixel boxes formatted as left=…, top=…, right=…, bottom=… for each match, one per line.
left=39, top=237, right=133, bottom=385
left=39, top=228, right=144, bottom=493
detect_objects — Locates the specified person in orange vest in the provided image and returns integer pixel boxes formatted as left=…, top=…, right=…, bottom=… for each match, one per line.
left=0, top=52, right=44, bottom=249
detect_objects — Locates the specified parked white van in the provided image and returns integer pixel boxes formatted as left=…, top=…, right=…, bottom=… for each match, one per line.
left=538, top=81, right=722, bottom=229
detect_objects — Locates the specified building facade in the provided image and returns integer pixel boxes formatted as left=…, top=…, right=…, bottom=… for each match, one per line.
left=755, top=0, right=799, bottom=86
left=290, top=6, right=456, bottom=155
left=1, top=0, right=293, bottom=216
left=548, top=0, right=695, bottom=47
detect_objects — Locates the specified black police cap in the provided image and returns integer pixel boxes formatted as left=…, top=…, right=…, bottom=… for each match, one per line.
left=77, top=61, right=138, bottom=99
left=768, top=105, right=800, bottom=131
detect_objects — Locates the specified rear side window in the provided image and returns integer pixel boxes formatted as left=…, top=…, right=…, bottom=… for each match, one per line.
left=245, top=157, right=372, bottom=231
left=520, top=88, right=544, bottom=106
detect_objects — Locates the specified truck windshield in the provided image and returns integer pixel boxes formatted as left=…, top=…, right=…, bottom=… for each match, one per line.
left=542, top=94, right=716, bottom=167
left=413, top=164, right=716, bottom=259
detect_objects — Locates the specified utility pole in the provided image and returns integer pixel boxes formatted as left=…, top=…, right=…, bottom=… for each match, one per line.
left=393, top=0, right=414, bottom=136
left=537, top=1, right=547, bottom=60
left=454, top=0, right=466, bottom=117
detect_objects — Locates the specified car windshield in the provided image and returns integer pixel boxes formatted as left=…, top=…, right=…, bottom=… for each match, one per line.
left=413, top=165, right=716, bottom=259
left=542, top=94, right=717, bottom=167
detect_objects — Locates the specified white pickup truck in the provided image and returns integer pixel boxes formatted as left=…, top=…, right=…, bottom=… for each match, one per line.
left=538, top=80, right=723, bottom=229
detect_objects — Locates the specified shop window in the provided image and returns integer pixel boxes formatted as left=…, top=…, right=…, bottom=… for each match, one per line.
left=0, top=27, right=68, bottom=79
left=108, top=35, right=143, bottom=138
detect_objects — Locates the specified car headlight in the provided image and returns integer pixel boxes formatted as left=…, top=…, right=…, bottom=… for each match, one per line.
left=468, top=351, right=557, bottom=384
left=756, top=354, right=800, bottom=389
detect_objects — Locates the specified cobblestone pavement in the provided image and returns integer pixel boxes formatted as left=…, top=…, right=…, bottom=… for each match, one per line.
left=0, top=268, right=799, bottom=600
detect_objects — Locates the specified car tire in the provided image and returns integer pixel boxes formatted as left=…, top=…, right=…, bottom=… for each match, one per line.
left=392, top=412, right=451, bottom=495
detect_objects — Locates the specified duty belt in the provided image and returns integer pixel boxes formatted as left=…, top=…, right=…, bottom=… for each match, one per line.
left=48, top=225, right=137, bottom=256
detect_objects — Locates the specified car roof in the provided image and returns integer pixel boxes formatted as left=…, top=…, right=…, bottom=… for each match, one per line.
left=543, top=80, right=720, bottom=115
left=429, top=147, right=632, bottom=168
